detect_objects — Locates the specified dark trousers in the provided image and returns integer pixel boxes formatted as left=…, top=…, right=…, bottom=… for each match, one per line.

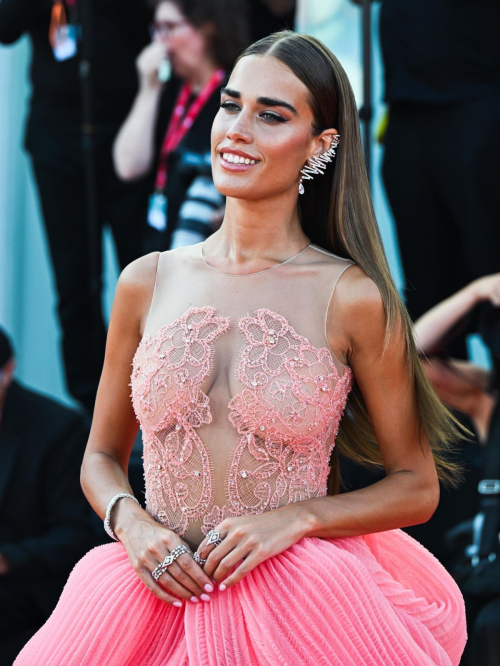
left=25, top=110, right=154, bottom=412
left=382, top=94, right=500, bottom=356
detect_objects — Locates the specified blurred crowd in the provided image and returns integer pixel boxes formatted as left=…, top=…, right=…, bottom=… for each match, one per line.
left=0, top=0, right=498, bottom=663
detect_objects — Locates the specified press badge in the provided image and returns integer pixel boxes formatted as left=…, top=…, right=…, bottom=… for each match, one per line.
left=52, top=25, right=78, bottom=62
left=148, top=193, right=168, bottom=231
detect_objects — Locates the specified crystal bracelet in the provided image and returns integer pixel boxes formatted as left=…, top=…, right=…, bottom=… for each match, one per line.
left=104, top=493, right=140, bottom=541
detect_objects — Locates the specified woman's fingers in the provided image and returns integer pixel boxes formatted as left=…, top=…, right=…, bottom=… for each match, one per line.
left=210, top=546, right=247, bottom=585
left=173, top=552, right=215, bottom=596
left=217, top=553, right=260, bottom=590
left=137, top=567, right=184, bottom=607
left=149, top=548, right=215, bottom=601
left=198, top=530, right=237, bottom=578
left=196, top=524, right=232, bottom=559
left=136, top=41, right=168, bottom=88
left=158, top=569, right=203, bottom=602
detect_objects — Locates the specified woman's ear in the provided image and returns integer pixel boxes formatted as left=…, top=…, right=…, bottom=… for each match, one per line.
left=310, top=129, right=339, bottom=159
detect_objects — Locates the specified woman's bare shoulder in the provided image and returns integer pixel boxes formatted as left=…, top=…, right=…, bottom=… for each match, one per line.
left=112, top=252, right=161, bottom=330
left=327, top=264, right=387, bottom=365
left=335, top=264, right=385, bottom=320
left=118, top=251, right=161, bottom=293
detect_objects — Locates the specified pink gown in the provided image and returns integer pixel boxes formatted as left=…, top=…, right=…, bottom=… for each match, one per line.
left=15, top=243, right=467, bottom=665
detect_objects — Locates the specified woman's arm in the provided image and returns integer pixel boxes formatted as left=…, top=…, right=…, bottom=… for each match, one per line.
left=414, top=273, right=500, bottom=353
left=304, top=267, right=440, bottom=538
left=80, top=251, right=159, bottom=522
left=112, top=41, right=167, bottom=181
left=197, top=268, right=442, bottom=591
left=81, top=251, right=214, bottom=605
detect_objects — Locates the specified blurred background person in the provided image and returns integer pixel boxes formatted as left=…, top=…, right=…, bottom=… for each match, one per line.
left=379, top=0, right=500, bottom=359
left=113, top=0, right=249, bottom=252
left=339, top=273, right=500, bottom=569
left=407, top=276, right=500, bottom=565
left=0, top=0, right=154, bottom=415
left=415, top=273, right=500, bottom=443
left=415, top=277, right=500, bottom=666
left=0, top=327, right=95, bottom=664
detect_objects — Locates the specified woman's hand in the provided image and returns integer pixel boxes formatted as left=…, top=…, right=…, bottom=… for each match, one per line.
left=414, top=272, right=500, bottom=353
left=469, top=273, right=500, bottom=306
left=136, top=41, right=169, bottom=91
left=115, top=504, right=215, bottom=606
left=195, top=504, right=314, bottom=591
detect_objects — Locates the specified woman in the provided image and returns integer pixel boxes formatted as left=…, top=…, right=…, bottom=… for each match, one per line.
left=415, top=274, right=500, bottom=443
left=113, top=0, right=248, bottom=251
left=16, top=31, right=467, bottom=665
left=414, top=277, right=500, bottom=666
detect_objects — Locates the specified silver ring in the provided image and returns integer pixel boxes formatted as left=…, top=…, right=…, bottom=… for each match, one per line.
left=151, top=545, right=190, bottom=581
left=206, top=530, right=223, bottom=547
left=193, top=551, right=207, bottom=565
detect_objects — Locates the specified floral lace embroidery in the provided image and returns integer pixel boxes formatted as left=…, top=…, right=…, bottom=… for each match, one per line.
left=130, top=306, right=353, bottom=538
left=201, top=309, right=353, bottom=535
left=131, top=307, right=230, bottom=535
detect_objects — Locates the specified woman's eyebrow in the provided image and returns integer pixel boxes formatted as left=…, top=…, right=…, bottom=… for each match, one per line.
left=220, top=88, right=298, bottom=115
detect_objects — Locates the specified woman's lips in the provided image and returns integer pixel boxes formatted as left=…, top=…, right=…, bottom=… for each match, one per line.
left=219, top=152, right=260, bottom=171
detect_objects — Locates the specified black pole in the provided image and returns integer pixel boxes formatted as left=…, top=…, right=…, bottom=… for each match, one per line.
left=359, top=0, right=373, bottom=187
left=78, top=0, right=101, bottom=334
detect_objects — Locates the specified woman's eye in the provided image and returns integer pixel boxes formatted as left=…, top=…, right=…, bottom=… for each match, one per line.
left=219, top=102, right=287, bottom=124
left=220, top=101, right=240, bottom=112
left=260, top=112, right=286, bottom=123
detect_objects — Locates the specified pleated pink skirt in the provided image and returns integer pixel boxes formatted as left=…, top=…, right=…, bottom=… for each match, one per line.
left=14, top=529, right=466, bottom=665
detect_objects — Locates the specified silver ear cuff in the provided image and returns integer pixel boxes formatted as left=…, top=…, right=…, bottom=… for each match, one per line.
left=299, top=135, right=340, bottom=194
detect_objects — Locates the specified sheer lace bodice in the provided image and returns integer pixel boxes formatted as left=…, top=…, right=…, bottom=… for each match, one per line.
left=130, top=243, right=354, bottom=549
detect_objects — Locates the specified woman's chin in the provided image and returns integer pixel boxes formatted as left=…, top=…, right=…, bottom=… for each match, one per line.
left=213, top=176, right=259, bottom=199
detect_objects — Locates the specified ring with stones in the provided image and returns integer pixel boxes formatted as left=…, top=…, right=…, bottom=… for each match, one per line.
left=206, top=530, right=224, bottom=547
left=151, top=545, right=190, bottom=581
left=193, top=551, right=207, bottom=565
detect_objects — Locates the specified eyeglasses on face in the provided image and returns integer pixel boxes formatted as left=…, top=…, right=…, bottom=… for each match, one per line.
left=149, top=19, right=188, bottom=38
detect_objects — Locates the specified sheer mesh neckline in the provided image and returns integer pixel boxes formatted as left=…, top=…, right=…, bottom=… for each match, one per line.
left=200, top=241, right=312, bottom=277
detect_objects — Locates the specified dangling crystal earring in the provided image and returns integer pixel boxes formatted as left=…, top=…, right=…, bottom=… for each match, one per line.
left=298, top=135, right=340, bottom=194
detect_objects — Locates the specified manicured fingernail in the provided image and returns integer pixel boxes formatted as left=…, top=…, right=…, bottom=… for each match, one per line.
left=219, top=584, right=227, bottom=591
left=200, top=594, right=211, bottom=602
left=173, top=601, right=183, bottom=607
left=204, top=583, right=214, bottom=593
left=190, top=596, right=199, bottom=603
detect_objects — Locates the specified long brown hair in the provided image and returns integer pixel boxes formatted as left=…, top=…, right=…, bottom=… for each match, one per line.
left=236, top=31, right=466, bottom=492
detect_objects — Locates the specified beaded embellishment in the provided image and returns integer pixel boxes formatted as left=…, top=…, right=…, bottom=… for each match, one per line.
left=131, top=306, right=353, bottom=537
left=131, top=307, right=230, bottom=535
left=202, top=309, right=352, bottom=534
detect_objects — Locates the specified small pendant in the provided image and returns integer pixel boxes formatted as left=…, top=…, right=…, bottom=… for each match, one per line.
left=298, top=182, right=305, bottom=195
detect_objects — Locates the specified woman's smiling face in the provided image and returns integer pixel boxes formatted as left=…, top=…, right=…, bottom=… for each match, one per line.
left=211, top=55, right=326, bottom=200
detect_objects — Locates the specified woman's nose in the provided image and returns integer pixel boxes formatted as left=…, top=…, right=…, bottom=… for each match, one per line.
left=226, top=118, right=252, bottom=143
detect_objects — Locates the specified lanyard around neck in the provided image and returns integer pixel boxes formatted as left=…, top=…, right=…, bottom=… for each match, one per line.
left=155, top=68, right=225, bottom=193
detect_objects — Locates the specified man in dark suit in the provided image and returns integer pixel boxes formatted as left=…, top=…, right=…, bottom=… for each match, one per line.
left=0, top=328, right=95, bottom=664
left=378, top=0, right=500, bottom=359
